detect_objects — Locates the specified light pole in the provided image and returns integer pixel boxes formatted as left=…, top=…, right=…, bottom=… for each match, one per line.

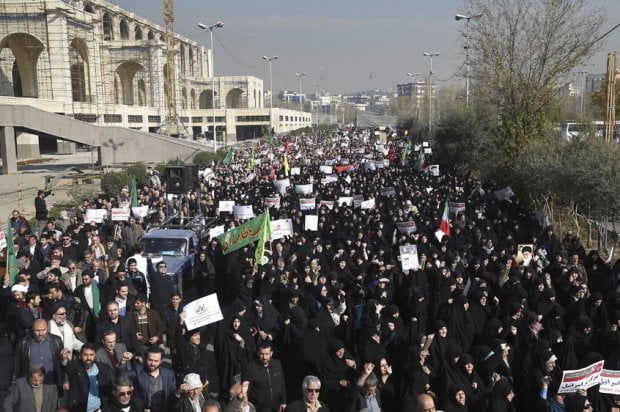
left=312, top=82, right=321, bottom=127
left=423, top=52, right=439, bottom=135
left=455, top=13, right=482, bottom=106
left=198, top=21, right=223, bottom=151
left=294, top=72, right=307, bottom=113
left=262, top=55, right=278, bottom=134
left=579, top=70, right=588, bottom=120
left=406, top=72, right=419, bottom=121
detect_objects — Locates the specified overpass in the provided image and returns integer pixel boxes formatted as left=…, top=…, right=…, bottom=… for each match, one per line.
left=0, top=102, right=211, bottom=174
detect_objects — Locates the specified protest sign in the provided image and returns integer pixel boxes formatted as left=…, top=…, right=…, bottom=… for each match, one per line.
left=184, top=294, right=224, bottom=330
left=111, top=208, right=131, bottom=221
left=558, top=360, right=604, bottom=393
left=218, top=200, right=235, bottom=213
left=305, top=215, right=318, bottom=231
left=429, top=165, right=439, bottom=176
left=84, top=209, right=107, bottom=223
left=295, top=184, right=313, bottom=195
left=337, top=197, right=353, bottom=206
left=449, top=202, right=466, bottom=213
left=352, top=195, right=364, bottom=208
left=264, top=197, right=280, bottom=209
left=400, top=245, right=420, bottom=272
left=599, top=369, right=620, bottom=395
left=320, top=200, right=335, bottom=210
left=300, top=198, right=316, bottom=210
left=319, top=165, right=333, bottom=174
left=209, top=225, right=225, bottom=239
left=396, top=221, right=417, bottom=234
left=233, top=205, right=255, bottom=220
left=360, top=199, right=375, bottom=210
left=381, top=187, right=396, bottom=197
left=291, top=167, right=301, bottom=176
left=424, top=148, right=432, bottom=154
left=131, top=206, right=149, bottom=218
left=274, top=178, right=291, bottom=194
left=271, top=219, right=293, bottom=240
left=0, top=231, right=6, bottom=250
left=321, top=175, right=338, bottom=185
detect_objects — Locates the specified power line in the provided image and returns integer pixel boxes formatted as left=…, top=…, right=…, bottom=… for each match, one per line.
left=213, top=32, right=259, bottom=69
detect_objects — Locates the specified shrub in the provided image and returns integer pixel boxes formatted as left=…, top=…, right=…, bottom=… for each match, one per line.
left=193, top=150, right=224, bottom=168
left=101, top=170, right=132, bottom=197
left=124, top=163, right=149, bottom=186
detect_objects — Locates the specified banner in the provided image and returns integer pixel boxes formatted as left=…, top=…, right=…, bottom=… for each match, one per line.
left=400, top=245, right=420, bottom=272
left=300, top=198, right=316, bottom=210
left=305, top=215, right=318, bottom=231
left=264, top=197, right=280, bottom=209
left=130, top=206, right=148, bottom=218
left=599, top=369, right=620, bottom=395
left=184, top=294, right=224, bottom=330
left=271, top=219, right=293, bottom=240
left=396, top=221, right=417, bottom=234
left=295, top=184, right=313, bottom=195
left=111, top=208, right=131, bottom=221
left=381, top=187, right=396, bottom=197
left=321, top=175, right=338, bottom=185
left=352, top=195, right=364, bottom=208
left=319, top=200, right=335, bottom=210
left=274, top=178, right=291, bottom=194
left=374, top=161, right=384, bottom=170
left=217, top=210, right=271, bottom=255
left=84, top=209, right=107, bottom=223
left=233, top=205, right=255, bottom=220
left=449, top=202, right=466, bottom=213
left=360, top=199, right=375, bottom=210
left=558, top=360, right=604, bottom=393
left=337, top=197, right=353, bottom=206
left=219, top=200, right=235, bottom=213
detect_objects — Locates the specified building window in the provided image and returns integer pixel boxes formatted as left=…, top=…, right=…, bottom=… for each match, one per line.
left=128, top=115, right=143, bottom=123
left=103, top=13, right=113, bottom=40
left=135, top=26, right=143, bottom=40
left=119, top=19, right=129, bottom=40
left=104, top=114, right=122, bottom=123
left=148, top=115, right=161, bottom=123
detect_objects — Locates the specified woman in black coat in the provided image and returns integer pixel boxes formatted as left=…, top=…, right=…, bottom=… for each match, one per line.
left=319, top=339, right=357, bottom=412
left=485, top=378, right=515, bottom=412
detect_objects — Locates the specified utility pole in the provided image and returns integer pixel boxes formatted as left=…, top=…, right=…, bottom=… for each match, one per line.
left=423, top=52, right=439, bottom=135
left=455, top=13, right=483, bottom=106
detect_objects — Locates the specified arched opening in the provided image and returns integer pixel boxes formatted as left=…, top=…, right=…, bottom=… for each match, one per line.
left=199, top=90, right=215, bottom=109
left=226, top=88, right=244, bottom=108
left=69, top=38, right=91, bottom=102
left=84, top=3, right=95, bottom=13
left=181, top=87, right=187, bottom=109
left=179, top=44, right=186, bottom=76
left=190, top=89, right=196, bottom=109
left=115, top=61, right=145, bottom=105
left=119, top=19, right=129, bottom=40
left=159, top=34, right=165, bottom=42
left=135, top=26, right=143, bottom=40
left=253, top=90, right=257, bottom=108
left=103, top=13, right=113, bottom=40
left=0, top=33, right=45, bottom=98
left=148, top=31, right=154, bottom=40
left=137, top=79, right=146, bottom=106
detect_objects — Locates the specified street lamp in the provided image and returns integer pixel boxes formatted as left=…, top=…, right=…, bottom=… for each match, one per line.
left=198, top=21, right=223, bottom=151
left=312, top=82, right=321, bottom=127
left=263, top=55, right=278, bottom=134
left=455, top=13, right=483, bottom=106
left=423, top=52, right=439, bottom=135
left=294, top=72, right=307, bottom=113
left=578, top=70, right=588, bottom=120
left=406, top=72, right=420, bottom=120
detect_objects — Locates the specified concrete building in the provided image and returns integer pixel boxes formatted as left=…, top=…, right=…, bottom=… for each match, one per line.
left=0, top=0, right=311, bottom=161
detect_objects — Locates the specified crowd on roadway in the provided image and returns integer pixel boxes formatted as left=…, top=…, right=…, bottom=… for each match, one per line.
left=1, top=128, right=620, bottom=412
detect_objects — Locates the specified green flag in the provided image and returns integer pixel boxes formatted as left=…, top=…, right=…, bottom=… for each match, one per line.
left=130, top=177, right=138, bottom=208
left=216, top=210, right=270, bottom=256
left=254, top=209, right=272, bottom=265
left=223, top=148, right=234, bottom=165
left=247, top=147, right=255, bottom=172
left=6, top=218, right=19, bottom=285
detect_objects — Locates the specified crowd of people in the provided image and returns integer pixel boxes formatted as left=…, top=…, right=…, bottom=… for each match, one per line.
left=1, top=129, right=620, bottom=412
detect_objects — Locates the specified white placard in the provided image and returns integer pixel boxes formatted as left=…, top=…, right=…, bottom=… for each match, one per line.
left=271, top=219, right=293, bottom=240
left=295, top=184, right=313, bottom=194
left=599, top=369, right=620, bottom=395
left=300, top=198, right=316, bottom=210
left=337, top=197, right=353, bottom=206
left=219, top=201, right=235, bottom=213
left=305, top=215, right=318, bottom=231
left=360, top=199, right=375, bottom=209
left=449, top=202, right=466, bottom=213
left=558, top=360, right=604, bottom=393
left=396, top=221, right=417, bottom=234
left=422, top=141, right=429, bottom=147
left=233, top=205, right=255, bottom=220
left=209, top=225, right=225, bottom=239
left=183, top=294, right=224, bottom=330
left=290, top=167, right=301, bottom=176
left=131, top=206, right=149, bottom=218
left=424, top=148, right=432, bottom=154
left=321, top=175, right=338, bottom=185
left=319, top=200, right=335, bottom=210
left=0, top=231, right=6, bottom=250
left=274, top=178, right=291, bottom=194
left=264, top=197, right=280, bottom=208
left=400, top=245, right=420, bottom=272
left=319, top=165, right=333, bottom=174
left=111, top=208, right=131, bottom=221
left=429, top=164, right=440, bottom=176
left=85, top=209, right=107, bottom=223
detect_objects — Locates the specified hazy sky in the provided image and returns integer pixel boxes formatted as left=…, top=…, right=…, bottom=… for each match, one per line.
left=113, top=0, right=620, bottom=94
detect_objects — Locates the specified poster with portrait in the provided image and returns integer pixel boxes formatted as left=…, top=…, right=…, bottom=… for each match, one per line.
left=517, top=244, right=534, bottom=267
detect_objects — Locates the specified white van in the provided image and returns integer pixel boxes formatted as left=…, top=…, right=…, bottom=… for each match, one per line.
left=561, top=122, right=582, bottom=140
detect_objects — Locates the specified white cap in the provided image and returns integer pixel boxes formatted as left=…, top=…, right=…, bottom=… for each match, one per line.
left=11, top=284, right=28, bottom=293
left=183, top=373, right=203, bottom=390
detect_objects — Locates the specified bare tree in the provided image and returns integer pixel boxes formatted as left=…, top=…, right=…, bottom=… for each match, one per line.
left=465, top=0, right=606, bottom=158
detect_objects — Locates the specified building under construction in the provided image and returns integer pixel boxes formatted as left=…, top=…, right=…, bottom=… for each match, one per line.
left=0, top=0, right=311, bottom=159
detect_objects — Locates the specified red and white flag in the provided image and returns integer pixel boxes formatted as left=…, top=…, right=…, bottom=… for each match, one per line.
left=435, top=200, right=451, bottom=242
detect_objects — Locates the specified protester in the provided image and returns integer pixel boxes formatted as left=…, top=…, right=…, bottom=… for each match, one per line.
left=2, top=365, right=58, bottom=412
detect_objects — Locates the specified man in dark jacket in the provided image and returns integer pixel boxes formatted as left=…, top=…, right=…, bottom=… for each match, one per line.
left=242, top=342, right=287, bottom=412
left=95, top=301, right=140, bottom=353
left=65, top=343, right=115, bottom=412
left=13, top=319, right=69, bottom=393
left=2, top=365, right=58, bottom=412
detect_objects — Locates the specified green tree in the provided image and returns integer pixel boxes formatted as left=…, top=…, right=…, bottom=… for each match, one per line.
left=466, top=0, right=605, bottom=161
left=591, top=78, right=620, bottom=118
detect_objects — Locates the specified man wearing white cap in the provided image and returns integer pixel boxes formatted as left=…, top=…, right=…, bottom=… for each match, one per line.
left=169, top=372, right=206, bottom=411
